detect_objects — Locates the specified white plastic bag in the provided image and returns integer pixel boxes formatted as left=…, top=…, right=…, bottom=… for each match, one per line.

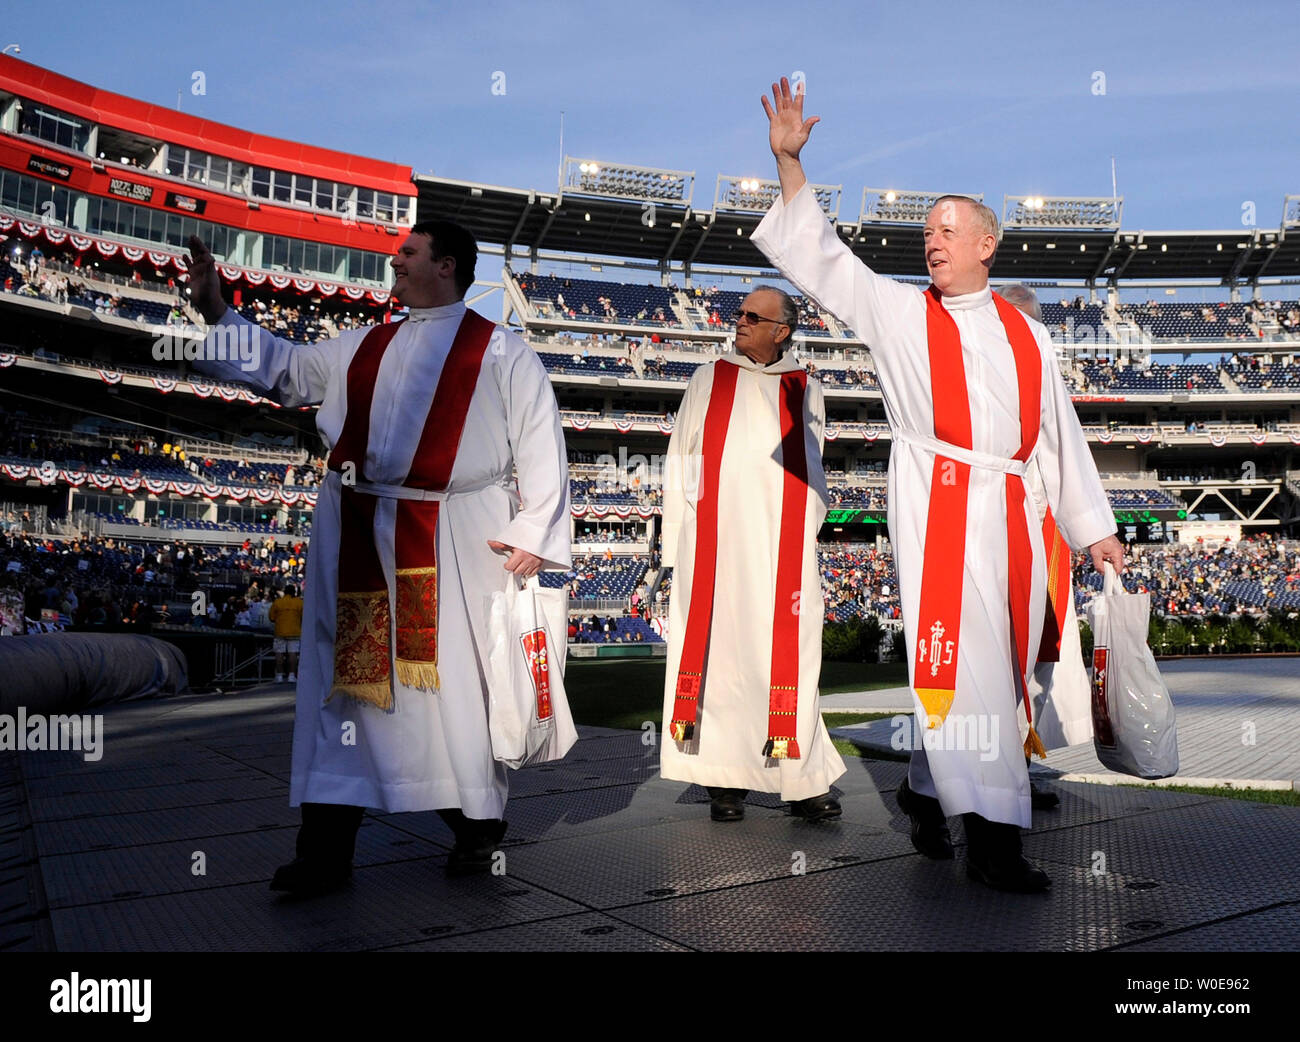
left=1026, top=592, right=1094, bottom=751
left=1085, top=562, right=1179, bottom=778
left=485, top=575, right=577, bottom=768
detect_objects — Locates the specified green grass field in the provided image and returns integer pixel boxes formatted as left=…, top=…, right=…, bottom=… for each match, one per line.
left=1119, top=783, right=1300, bottom=806
left=564, top=658, right=907, bottom=730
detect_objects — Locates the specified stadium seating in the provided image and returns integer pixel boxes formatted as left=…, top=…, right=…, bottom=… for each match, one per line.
left=515, top=273, right=679, bottom=326
left=1083, top=362, right=1220, bottom=392
left=1118, top=301, right=1251, bottom=340
left=538, top=556, right=648, bottom=600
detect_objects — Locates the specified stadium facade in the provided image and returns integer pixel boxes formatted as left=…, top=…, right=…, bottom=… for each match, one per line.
left=2, top=55, right=1298, bottom=642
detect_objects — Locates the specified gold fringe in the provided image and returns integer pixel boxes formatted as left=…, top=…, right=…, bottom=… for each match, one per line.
left=395, top=658, right=441, bottom=692
left=670, top=721, right=693, bottom=741
left=327, top=681, right=393, bottom=711
left=914, top=687, right=955, bottom=729
left=1024, top=725, right=1047, bottom=760
left=767, top=739, right=791, bottom=759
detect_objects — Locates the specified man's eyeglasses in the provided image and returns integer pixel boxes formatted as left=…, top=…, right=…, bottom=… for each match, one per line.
left=732, top=309, right=787, bottom=327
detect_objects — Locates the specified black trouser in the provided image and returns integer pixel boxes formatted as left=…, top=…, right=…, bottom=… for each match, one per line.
left=962, top=812, right=1023, bottom=861
left=436, top=807, right=505, bottom=847
left=297, top=802, right=365, bottom=863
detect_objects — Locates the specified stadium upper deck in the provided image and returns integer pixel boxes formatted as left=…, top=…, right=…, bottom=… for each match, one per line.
left=415, top=163, right=1300, bottom=286
left=0, top=54, right=413, bottom=294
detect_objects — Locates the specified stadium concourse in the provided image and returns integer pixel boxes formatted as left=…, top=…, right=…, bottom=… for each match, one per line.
left=1, top=53, right=1299, bottom=951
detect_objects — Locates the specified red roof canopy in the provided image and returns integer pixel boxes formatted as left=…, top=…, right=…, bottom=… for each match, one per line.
left=0, top=55, right=413, bottom=195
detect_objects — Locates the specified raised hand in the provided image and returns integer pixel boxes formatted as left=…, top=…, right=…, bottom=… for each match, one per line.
left=185, top=235, right=227, bottom=324
left=761, top=77, right=820, bottom=163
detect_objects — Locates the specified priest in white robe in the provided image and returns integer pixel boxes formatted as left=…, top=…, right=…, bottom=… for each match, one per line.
left=659, top=285, right=846, bottom=822
left=185, top=222, right=571, bottom=894
left=752, top=79, right=1123, bottom=892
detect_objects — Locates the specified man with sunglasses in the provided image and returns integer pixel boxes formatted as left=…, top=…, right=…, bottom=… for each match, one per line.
left=752, top=79, right=1123, bottom=892
left=659, top=285, right=845, bottom=824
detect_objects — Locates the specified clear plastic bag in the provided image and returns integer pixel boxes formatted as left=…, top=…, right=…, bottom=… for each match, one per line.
left=1085, top=563, right=1180, bottom=778
left=485, top=575, right=577, bottom=769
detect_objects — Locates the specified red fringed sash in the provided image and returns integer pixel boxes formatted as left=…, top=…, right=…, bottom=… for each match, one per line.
left=913, top=290, right=974, bottom=726
left=325, top=310, right=496, bottom=709
left=669, top=361, right=739, bottom=741
left=764, top=370, right=810, bottom=759
left=913, top=290, right=1048, bottom=757
left=669, top=361, right=812, bottom=759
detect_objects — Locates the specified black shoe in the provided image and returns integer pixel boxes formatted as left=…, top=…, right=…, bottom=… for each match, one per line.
left=895, top=777, right=954, bottom=859
left=270, top=857, right=351, bottom=896
left=963, top=813, right=1051, bottom=893
left=270, top=802, right=363, bottom=896
left=790, top=793, right=842, bottom=822
left=708, top=787, right=747, bottom=822
left=445, top=818, right=508, bottom=877
left=1030, top=781, right=1060, bottom=811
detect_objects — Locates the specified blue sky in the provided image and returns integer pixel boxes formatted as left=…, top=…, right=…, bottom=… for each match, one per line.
left=6, top=0, right=1298, bottom=238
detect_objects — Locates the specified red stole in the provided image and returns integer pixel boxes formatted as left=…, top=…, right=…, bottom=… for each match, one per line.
left=325, top=310, right=495, bottom=709
left=669, top=360, right=811, bottom=759
left=914, top=288, right=1048, bottom=757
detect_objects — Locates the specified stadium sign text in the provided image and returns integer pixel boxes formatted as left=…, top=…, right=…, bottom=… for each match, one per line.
left=27, top=154, right=72, bottom=181
left=107, top=178, right=153, bottom=203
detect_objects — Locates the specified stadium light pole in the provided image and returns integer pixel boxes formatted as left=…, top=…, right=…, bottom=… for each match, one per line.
left=2, top=45, right=20, bottom=55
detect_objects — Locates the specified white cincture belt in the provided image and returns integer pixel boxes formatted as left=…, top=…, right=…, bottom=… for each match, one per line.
left=893, top=429, right=1034, bottom=478
left=342, top=473, right=511, bottom=501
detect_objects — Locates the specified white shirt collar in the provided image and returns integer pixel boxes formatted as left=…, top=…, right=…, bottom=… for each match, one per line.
left=404, top=300, right=467, bottom=323
left=940, top=285, right=993, bottom=311
left=724, top=349, right=804, bottom=374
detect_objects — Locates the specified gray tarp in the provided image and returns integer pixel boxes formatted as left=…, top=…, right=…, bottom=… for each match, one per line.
left=0, top=634, right=188, bottom=715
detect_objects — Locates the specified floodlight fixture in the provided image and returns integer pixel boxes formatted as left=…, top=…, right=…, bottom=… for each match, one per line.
left=860, top=187, right=984, bottom=225
left=562, top=156, right=693, bottom=205
left=715, top=175, right=840, bottom=218
left=1002, top=194, right=1122, bottom=230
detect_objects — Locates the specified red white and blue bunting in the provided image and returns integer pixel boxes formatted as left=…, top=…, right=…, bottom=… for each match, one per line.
left=0, top=210, right=393, bottom=302
left=0, top=464, right=321, bottom=509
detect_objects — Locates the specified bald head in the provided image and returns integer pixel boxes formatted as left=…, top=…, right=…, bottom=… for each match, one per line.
left=999, top=283, right=1042, bottom=324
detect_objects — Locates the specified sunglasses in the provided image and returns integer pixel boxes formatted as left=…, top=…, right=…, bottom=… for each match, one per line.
left=732, top=308, right=787, bottom=326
